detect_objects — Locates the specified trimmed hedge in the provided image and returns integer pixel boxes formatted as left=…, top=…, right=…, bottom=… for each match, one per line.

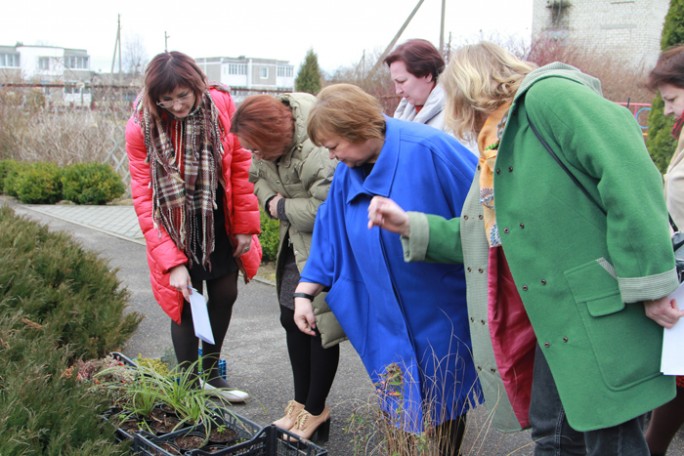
left=0, top=206, right=141, bottom=453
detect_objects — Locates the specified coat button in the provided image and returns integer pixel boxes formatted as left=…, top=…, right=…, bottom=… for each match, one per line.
left=563, top=336, right=569, bottom=343
left=464, top=215, right=469, bottom=220
left=480, top=320, right=486, bottom=325
left=503, top=227, right=510, bottom=234
left=522, top=285, right=529, bottom=291
left=540, top=279, right=547, bottom=285
left=477, top=366, right=482, bottom=371
left=478, top=268, right=484, bottom=273
left=490, top=368, right=497, bottom=373
left=470, top=317, right=474, bottom=322
left=519, top=223, right=525, bottom=229
left=508, top=166, right=513, bottom=172
left=477, top=164, right=481, bottom=170
left=478, top=214, right=483, bottom=220
left=467, top=267, right=472, bottom=272
left=496, top=168, right=501, bottom=174
left=544, top=342, right=551, bottom=348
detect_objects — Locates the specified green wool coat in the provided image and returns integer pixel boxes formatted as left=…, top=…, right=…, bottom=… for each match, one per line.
left=404, top=63, right=679, bottom=432
left=249, top=93, right=345, bottom=348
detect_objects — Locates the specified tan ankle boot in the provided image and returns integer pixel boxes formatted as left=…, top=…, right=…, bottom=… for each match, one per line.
left=289, top=406, right=331, bottom=443
left=272, top=400, right=305, bottom=430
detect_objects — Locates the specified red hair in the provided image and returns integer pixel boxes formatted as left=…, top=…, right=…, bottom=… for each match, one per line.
left=230, top=95, right=293, bottom=153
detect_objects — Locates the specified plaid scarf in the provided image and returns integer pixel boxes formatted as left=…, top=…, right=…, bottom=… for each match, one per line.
left=141, top=90, right=224, bottom=269
left=673, top=111, right=684, bottom=140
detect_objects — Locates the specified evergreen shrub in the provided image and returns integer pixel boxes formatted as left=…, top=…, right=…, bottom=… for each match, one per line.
left=258, top=207, right=280, bottom=263
left=60, top=163, right=125, bottom=205
left=2, top=159, right=30, bottom=197
left=14, top=161, right=63, bottom=204
left=0, top=206, right=141, bottom=453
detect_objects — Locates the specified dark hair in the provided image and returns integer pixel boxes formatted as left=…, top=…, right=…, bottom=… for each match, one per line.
left=646, top=45, right=684, bottom=92
left=143, top=51, right=207, bottom=120
left=230, top=95, right=293, bottom=155
left=384, top=39, right=445, bottom=81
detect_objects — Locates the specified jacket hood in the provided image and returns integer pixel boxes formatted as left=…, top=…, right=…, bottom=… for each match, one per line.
left=513, top=62, right=603, bottom=108
left=278, top=92, right=317, bottom=155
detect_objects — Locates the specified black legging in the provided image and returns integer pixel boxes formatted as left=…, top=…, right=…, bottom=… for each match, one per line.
left=171, top=269, right=238, bottom=387
left=280, top=305, right=339, bottom=416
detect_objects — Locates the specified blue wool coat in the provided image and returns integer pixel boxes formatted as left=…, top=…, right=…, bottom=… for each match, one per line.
left=301, top=117, right=481, bottom=432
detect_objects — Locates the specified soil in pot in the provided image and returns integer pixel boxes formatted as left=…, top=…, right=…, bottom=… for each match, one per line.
left=207, top=425, right=238, bottom=445
left=173, top=433, right=207, bottom=452
left=148, top=405, right=182, bottom=435
left=153, top=441, right=182, bottom=455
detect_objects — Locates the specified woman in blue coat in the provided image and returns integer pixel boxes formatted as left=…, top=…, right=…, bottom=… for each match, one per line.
left=292, top=83, right=480, bottom=454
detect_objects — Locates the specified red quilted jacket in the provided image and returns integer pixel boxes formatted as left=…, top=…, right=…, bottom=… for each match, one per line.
left=125, top=87, right=262, bottom=323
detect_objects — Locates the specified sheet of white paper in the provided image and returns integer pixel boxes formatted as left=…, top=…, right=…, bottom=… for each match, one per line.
left=189, top=287, right=215, bottom=345
left=661, top=281, right=684, bottom=375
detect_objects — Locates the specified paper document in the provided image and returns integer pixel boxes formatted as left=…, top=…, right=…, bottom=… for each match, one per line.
left=189, top=288, right=215, bottom=345
left=661, top=281, right=684, bottom=375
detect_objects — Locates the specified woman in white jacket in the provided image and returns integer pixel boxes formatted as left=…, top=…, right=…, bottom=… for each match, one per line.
left=385, top=39, right=476, bottom=153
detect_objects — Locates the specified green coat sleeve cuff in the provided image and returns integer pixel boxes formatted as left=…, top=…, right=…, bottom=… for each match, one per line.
left=400, top=212, right=430, bottom=262
left=619, top=268, right=680, bottom=303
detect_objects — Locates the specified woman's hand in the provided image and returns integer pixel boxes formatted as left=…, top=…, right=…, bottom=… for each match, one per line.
left=293, top=282, right=325, bottom=336
left=644, top=296, right=684, bottom=328
left=294, top=297, right=317, bottom=336
left=234, top=233, right=252, bottom=257
left=267, top=193, right=284, bottom=218
left=169, top=264, right=192, bottom=302
left=368, top=196, right=410, bottom=236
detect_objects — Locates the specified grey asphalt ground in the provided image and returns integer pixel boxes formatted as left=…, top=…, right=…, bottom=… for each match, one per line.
left=7, top=199, right=683, bottom=455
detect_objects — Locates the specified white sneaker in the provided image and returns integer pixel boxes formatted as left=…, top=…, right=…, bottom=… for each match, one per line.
left=200, top=380, right=250, bottom=403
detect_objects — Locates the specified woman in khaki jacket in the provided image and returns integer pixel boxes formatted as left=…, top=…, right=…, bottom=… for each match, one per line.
left=231, top=93, right=343, bottom=443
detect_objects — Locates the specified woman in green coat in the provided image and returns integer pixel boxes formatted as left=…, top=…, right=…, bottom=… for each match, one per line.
left=231, top=93, right=344, bottom=443
left=368, top=41, right=681, bottom=455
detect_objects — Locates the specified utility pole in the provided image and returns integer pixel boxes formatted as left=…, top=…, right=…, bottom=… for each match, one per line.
left=111, top=14, right=122, bottom=82
left=367, top=0, right=425, bottom=78
left=439, top=0, right=446, bottom=53
left=165, top=31, right=170, bottom=52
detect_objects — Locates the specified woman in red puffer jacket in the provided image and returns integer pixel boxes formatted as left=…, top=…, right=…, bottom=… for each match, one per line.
left=125, top=51, right=262, bottom=402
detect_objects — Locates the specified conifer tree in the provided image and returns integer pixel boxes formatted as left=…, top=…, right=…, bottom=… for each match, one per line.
left=647, top=0, right=684, bottom=172
left=295, top=49, right=322, bottom=95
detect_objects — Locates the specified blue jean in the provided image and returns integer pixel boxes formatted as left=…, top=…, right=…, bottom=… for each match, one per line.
left=529, top=345, right=649, bottom=456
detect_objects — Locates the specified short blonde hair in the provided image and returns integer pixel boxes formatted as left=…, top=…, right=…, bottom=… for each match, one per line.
left=442, top=42, right=536, bottom=141
left=307, top=84, right=386, bottom=145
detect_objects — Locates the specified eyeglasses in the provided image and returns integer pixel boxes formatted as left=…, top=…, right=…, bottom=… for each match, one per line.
left=156, top=92, right=193, bottom=109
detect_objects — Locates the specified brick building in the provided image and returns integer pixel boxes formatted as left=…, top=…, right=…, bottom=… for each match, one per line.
left=532, top=0, right=670, bottom=70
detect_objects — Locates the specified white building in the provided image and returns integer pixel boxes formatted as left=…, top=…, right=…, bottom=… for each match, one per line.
left=532, top=0, right=670, bottom=70
left=195, top=56, right=295, bottom=103
left=0, top=43, right=92, bottom=107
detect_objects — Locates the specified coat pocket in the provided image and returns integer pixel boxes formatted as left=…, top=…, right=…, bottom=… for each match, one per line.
left=326, top=277, right=370, bottom=356
left=564, top=258, right=661, bottom=390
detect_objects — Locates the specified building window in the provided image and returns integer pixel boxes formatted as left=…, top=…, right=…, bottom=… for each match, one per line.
left=227, top=63, right=247, bottom=75
left=0, top=53, right=20, bottom=67
left=65, top=56, right=89, bottom=69
left=277, top=66, right=293, bottom=77
left=259, top=67, right=269, bottom=79
left=38, top=57, right=51, bottom=70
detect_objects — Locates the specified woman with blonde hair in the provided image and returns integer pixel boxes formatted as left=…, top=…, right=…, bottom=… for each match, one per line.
left=294, top=83, right=480, bottom=455
left=369, top=41, right=680, bottom=455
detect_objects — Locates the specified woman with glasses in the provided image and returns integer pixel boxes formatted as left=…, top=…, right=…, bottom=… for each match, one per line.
left=125, top=51, right=262, bottom=402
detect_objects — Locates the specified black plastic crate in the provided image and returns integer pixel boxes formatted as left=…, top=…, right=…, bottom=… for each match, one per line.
left=186, top=425, right=328, bottom=456
left=133, top=411, right=262, bottom=455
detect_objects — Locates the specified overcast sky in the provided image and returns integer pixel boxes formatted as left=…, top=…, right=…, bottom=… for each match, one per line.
left=2, top=0, right=533, bottom=75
